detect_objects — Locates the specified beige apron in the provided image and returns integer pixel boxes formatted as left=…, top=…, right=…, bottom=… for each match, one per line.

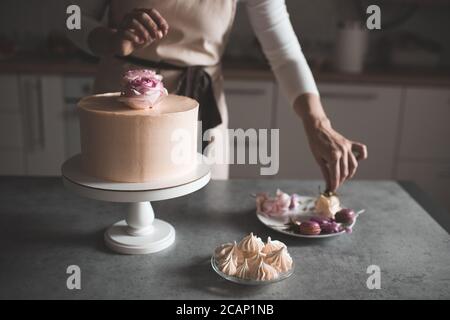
left=93, top=0, right=236, bottom=180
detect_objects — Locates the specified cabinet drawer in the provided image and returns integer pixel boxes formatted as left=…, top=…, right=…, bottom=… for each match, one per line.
left=64, top=77, right=94, bottom=99
left=399, top=88, right=450, bottom=160
left=0, top=75, right=20, bottom=112
left=396, top=161, right=450, bottom=212
left=0, top=114, right=23, bottom=148
left=64, top=103, right=81, bottom=158
left=224, top=80, right=275, bottom=130
left=229, top=139, right=274, bottom=179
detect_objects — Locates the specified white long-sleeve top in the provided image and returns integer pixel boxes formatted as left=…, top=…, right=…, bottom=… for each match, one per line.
left=243, top=0, right=319, bottom=102
left=68, top=0, right=319, bottom=105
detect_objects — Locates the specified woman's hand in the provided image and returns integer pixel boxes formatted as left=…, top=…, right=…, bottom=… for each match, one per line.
left=88, top=8, right=169, bottom=57
left=294, top=94, right=368, bottom=192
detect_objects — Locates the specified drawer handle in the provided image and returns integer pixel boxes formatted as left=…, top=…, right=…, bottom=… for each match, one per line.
left=23, top=79, right=45, bottom=151
left=320, top=92, right=377, bottom=100
left=225, top=88, right=266, bottom=96
left=36, top=79, right=45, bottom=150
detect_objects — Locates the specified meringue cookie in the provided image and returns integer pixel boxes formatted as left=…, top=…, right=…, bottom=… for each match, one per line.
left=247, top=251, right=267, bottom=270
left=275, top=189, right=291, bottom=212
left=238, top=232, right=264, bottom=256
left=315, top=194, right=341, bottom=219
left=219, top=254, right=237, bottom=276
left=261, top=237, right=286, bottom=255
left=250, top=259, right=279, bottom=281
left=214, top=241, right=243, bottom=264
left=265, top=247, right=293, bottom=273
left=235, top=259, right=251, bottom=280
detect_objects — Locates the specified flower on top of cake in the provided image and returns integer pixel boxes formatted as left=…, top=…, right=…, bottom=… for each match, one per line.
left=118, top=69, right=168, bottom=110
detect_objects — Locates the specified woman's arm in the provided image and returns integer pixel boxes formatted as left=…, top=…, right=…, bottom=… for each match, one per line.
left=244, top=0, right=367, bottom=191
left=243, top=0, right=318, bottom=102
left=293, top=94, right=367, bottom=192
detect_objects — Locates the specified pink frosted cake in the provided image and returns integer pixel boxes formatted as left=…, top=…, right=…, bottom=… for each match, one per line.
left=78, top=70, right=199, bottom=182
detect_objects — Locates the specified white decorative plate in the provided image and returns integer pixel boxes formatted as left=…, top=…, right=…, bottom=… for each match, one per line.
left=255, top=195, right=363, bottom=238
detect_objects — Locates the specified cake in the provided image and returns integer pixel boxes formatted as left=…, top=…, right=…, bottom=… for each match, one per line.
left=78, top=70, right=199, bottom=182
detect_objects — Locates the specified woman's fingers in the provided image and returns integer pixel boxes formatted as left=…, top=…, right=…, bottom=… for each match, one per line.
left=127, top=18, right=150, bottom=43
left=318, top=159, right=331, bottom=192
left=145, top=8, right=169, bottom=36
left=340, top=149, right=349, bottom=185
left=352, top=142, right=368, bottom=161
left=133, top=9, right=159, bottom=39
left=328, top=154, right=341, bottom=192
left=134, top=8, right=169, bottom=39
left=120, top=14, right=147, bottom=43
left=348, top=151, right=358, bottom=179
left=119, top=29, right=140, bottom=44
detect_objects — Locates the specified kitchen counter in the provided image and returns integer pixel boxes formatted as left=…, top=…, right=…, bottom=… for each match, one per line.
left=1, top=55, right=450, bottom=86
left=0, top=177, right=449, bottom=299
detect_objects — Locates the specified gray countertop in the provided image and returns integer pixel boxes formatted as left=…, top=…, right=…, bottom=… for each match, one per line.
left=0, top=177, right=448, bottom=300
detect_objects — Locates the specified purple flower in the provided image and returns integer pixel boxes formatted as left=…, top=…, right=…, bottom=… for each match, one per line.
left=119, top=69, right=168, bottom=109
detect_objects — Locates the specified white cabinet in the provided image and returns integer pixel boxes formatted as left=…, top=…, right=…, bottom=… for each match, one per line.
left=20, top=75, right=66, bottom=175
left=224, top=80, right=276, bottom=178
left=397, top=162, right=450, bottom=210
left=225, top=80, right=275, bottom=130
left=63, top=76, right=94, bottom=158
left=274, top=92, right=320, bottom=179
left=0, top=75, right=66, bottom=176
left=0, top=74, right=25, bottom=175
left=396, top=87, right=450, bottom=211
left=275, top=83, right=403, bottom=179
left=399, top=88, right=450, bottom=160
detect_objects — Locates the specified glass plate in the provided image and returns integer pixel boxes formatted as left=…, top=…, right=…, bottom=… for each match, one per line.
left=211, top=256, right=294, bottom=285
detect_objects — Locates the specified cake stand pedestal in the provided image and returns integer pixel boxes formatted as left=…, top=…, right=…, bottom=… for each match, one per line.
left=61, top=154, right=210, bottom=255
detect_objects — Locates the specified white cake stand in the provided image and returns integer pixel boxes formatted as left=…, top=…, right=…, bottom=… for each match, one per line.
left=61, top=154, right=210, bottom=255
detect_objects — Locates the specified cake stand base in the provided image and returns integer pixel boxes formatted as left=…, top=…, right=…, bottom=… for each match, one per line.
left=61, top=154, right=210, bottom=255
left=105, top=219, right=175, bottom=254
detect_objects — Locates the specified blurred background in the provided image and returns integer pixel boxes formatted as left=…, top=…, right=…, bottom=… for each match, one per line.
left=0, top=0, right=449, bottom=211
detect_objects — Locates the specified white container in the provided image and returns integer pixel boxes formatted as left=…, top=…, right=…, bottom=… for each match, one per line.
left=334, top=21, right=368, bottom=73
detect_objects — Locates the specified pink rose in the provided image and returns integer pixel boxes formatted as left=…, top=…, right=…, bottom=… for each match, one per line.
left=256, top=189, right=298, bottom=216
left=119, top=69, right=168, bottom=109
left=255, top=193, right=268, bottom=213
left=275, top=189, right=291, bottom=213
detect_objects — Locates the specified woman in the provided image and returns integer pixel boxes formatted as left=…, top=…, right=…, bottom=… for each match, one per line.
left=68, top=0, right=367, bottom=191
